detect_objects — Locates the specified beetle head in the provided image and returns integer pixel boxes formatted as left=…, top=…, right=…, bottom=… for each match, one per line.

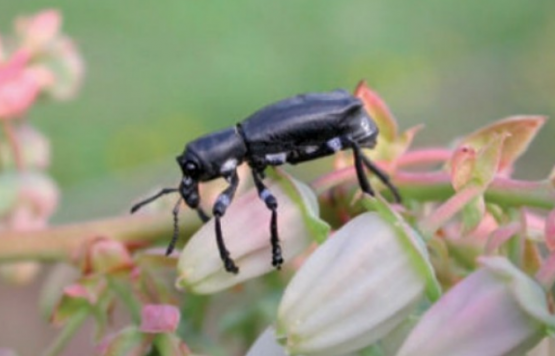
left=176, top=154, right=202, bottom=209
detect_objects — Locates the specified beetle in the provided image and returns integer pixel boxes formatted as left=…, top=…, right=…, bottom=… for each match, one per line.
left=131, top=89, right=401, bottom=274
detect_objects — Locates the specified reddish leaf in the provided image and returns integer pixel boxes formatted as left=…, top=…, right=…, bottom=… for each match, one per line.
left=449, top=146, right=476, bottom=191
left=355, top=80, right=398, bottom=141
left=461, top=116, right=546, bottom=172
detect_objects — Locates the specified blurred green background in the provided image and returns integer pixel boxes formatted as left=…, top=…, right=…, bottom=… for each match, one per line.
left=1, top=0, right=554, bottom=223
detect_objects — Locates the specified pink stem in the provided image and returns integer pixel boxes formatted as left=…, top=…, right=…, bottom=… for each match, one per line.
left=419, top=185, right=484, bottom=236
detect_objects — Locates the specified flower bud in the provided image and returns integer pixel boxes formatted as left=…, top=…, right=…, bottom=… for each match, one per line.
left=85, top=238, right=134, bottom=275
left=397, top=256, right=555, bottom=356
left=176, top=171, right=329, bottom=294
left=246, top=327, right=286, bottom=356
left=276, top=211, right=439, bottom=356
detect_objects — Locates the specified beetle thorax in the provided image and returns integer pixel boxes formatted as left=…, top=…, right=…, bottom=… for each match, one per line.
left=181, top=127, right=247, bottom=181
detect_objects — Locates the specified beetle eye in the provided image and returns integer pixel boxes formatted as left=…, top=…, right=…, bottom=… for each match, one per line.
left=184, top=161, right=199, bottom=177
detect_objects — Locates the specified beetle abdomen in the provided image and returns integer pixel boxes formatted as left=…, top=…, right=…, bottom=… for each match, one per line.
left=240, top=90, right=366, bottom=153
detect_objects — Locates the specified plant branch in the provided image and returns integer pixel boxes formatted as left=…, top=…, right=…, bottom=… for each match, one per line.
left=311, top=167, right=555, bottom=210
left=0, top=210, right=200, bottom=263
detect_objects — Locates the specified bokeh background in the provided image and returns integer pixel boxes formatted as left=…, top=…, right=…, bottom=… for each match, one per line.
left=1, top=0, right=554, bottom=354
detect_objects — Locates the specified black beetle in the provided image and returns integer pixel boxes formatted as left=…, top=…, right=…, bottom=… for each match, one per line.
left=131, top=89, right=401, bottom=273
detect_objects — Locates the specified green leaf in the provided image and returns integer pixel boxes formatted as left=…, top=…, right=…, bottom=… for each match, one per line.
left=270, top=168, right=330, bottom=244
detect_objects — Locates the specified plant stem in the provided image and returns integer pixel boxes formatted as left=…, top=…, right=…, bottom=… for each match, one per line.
left=1, top=120, right=24, bottom=171
left=311, top=167, right=555, bottom=210
left=41, top=308, right=89, bottom=356
left=0, top=211, right=200, bottom=263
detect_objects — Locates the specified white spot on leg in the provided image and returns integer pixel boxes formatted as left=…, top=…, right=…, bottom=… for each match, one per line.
left=259, top=188, right=272, bottom=201
left=326, top=137, right=342, bottom=152
left=216, top=194, right=231, bottom=207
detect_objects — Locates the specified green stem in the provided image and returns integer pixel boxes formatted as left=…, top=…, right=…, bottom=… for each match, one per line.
left=107, top=275, right=142, bottom=324
left=41, top=308, right=89, bottom=356
left=311, top=168, right=555, bottom=210
left=0, top=211, right=200, bottom=263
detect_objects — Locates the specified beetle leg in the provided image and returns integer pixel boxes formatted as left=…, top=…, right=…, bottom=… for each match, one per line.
left=165, top=198, right=183, bottom=255
left=359, top=153, right=402, bottom=203
left=350, top=140, right=375, bottom=196
left=252, top=169, right=283, bottom=269
left=196, top=206, right=210, bottom=222
left=212, top=170, right=240, bottom=274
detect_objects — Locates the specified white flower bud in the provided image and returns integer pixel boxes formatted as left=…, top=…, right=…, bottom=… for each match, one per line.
left=176, top=172, right=329, bottom=294
left=397, top=256, right=555, bottom=356
left=277, top=211, right=439, bottom=356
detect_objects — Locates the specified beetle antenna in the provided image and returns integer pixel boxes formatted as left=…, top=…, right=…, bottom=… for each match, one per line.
left=166, top=198, right=182, bottom=255
left=130, top=187, right=179, bottom=213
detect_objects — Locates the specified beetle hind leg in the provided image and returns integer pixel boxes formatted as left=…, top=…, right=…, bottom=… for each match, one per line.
left=359, top=153, right=402, bottom=203
left=349, top=138, right=402, bottom=203
left=212, top=170, right=240, bottom=274
left=350, top=141, right=375, bottom=196
left=252, top=170, right=283, bottom=269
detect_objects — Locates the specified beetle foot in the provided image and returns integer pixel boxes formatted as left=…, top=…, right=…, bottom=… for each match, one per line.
left=272, top=253, right=284, bottom=269
left=224, top=258, right=239, bottom=274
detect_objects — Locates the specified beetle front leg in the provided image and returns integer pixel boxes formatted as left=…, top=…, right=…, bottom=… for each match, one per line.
left=212, top=170, right=240, bottom=274
left=252, top=169, right=283, bottom=269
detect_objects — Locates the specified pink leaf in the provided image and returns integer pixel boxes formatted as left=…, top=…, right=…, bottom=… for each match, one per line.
left=140, top=304, right=180, bottom=334
left=449, top=146, right=476, bottom=191
left=461, top=116, right=547, bottom=172
left=354, top=80, right=398, bottom=141
left=0, top=53, right=40, bottom=119
left=15, top=9, right=61, bottom=52
left=485, top=222, right=521, bottom=254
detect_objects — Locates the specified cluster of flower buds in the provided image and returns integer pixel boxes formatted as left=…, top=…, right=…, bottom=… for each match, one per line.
left=0, top=9, right=83, bottom=283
